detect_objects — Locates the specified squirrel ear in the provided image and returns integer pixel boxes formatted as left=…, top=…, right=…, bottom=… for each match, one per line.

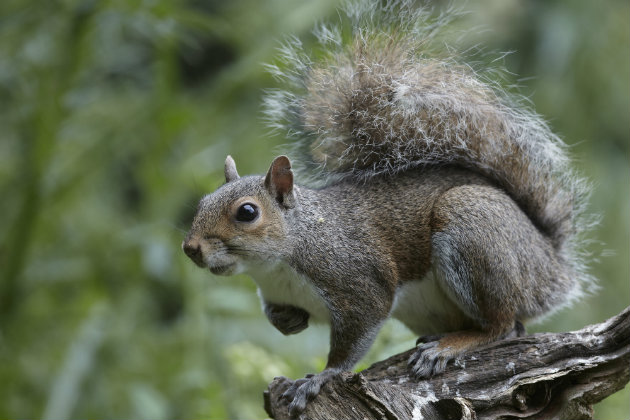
left=224, top=155, right=240, bottom=183
left=265, top=155, right=296, bottom=209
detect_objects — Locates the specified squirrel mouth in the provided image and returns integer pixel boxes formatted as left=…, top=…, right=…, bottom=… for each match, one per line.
left=209, top=263, right=235, bottom=275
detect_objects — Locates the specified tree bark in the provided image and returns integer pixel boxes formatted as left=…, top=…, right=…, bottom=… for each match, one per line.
left=264, top=307, right=630, bottom=420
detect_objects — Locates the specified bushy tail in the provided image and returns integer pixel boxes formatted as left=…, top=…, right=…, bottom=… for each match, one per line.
left=264, top=0, right=595, bottom=295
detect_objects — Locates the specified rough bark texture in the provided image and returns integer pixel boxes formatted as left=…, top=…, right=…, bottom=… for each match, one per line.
left=264, top=307, right=630, bottom=420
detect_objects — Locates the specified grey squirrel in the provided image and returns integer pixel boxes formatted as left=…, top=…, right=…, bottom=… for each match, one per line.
left=182, top=1, right=594, bottom=416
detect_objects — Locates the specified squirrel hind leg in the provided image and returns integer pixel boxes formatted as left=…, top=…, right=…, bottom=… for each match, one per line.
left=409, top=185, right=544, bottom=378
left=429, top=184, right=569, bottom=323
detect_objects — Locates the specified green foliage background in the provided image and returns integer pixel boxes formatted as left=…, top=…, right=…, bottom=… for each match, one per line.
left=0, top=0, right=628, bottom=418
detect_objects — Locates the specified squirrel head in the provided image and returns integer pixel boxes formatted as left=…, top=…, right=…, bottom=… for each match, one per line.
left=182, top=155, right=297, bottom=276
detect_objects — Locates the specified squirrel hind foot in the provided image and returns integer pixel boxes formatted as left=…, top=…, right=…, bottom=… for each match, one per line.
left=408, top=340, right=454, bottom=379
left=409, top=326, right=520, bottom=379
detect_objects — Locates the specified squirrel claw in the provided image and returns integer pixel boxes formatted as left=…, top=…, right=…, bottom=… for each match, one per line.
left=283, top=377, right=318, bottom=418
left=278, top=369, right=338, bottom=418
left=408, top=340, right=455, bottom=379
left=280, top=377, right=308, bottom=401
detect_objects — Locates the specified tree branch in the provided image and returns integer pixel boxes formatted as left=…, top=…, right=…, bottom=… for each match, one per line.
left=265, top=307, right=630, bottom=420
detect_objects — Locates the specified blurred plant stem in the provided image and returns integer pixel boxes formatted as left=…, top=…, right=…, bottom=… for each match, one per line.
left=0, top=1, right=95, bottom=322
left=42, top=302, right=108, bottom=420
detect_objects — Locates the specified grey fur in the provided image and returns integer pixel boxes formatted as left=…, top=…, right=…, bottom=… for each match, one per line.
left=263, top=302, right=310, bottom=335
left=183, top=1, right=597, bottom=415
left=264, top=0, right=595, bottom=303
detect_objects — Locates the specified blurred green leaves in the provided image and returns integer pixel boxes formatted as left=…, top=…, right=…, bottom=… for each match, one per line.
left=0, top=0, right=628, bottom=418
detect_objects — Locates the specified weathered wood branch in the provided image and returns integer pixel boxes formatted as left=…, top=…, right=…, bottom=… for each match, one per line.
left=264, top=307, right=630, bottom=420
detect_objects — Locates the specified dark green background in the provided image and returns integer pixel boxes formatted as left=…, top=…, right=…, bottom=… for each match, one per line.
left=0, top=0, right=628, bottom=418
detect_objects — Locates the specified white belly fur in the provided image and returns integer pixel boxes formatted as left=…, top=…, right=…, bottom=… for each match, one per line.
left=246, top=262, right=331, bottom=323
left=392, top=273, right=469, bottom=335
left=247, top=262, right=468, bottom=333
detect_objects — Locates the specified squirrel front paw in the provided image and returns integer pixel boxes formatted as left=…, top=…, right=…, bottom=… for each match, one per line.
left=264, top=302, right=310, bottom=335
left=279, top=369, right=338, bottom=417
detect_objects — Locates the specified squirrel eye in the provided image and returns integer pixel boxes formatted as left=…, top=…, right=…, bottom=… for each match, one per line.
left=236, top=203, right=259, bottom=222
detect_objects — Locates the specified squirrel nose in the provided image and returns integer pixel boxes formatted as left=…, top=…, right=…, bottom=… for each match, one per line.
left=182, top=239, right=204, bottom=267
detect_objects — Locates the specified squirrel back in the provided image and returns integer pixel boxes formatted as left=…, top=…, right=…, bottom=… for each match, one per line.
left=264, top=0, right=595, bottom=299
